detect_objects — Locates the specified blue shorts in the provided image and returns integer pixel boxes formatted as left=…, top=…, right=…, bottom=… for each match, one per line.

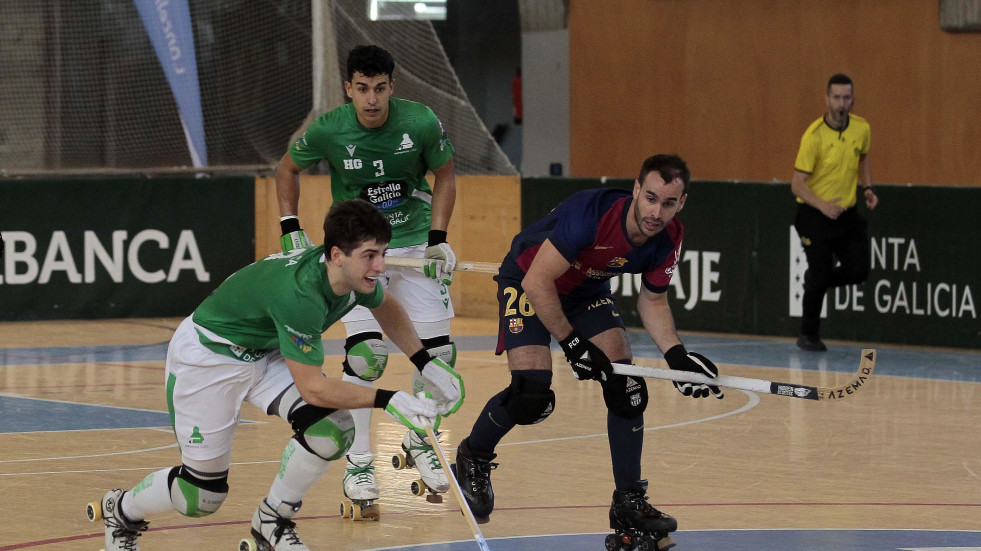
left=494, top=274, right=626, bottom=354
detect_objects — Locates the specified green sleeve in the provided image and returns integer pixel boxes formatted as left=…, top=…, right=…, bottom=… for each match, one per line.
left=289, top=119, right=329, bottom=170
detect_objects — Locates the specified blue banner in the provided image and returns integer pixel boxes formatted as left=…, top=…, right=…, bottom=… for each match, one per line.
left=133, top=0, right=207, bottom=167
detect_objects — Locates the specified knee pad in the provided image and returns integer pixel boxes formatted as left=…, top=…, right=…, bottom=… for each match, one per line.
left=602, top=367, right=649, bottom=419
left=501, top=371, right=555, bottom=425
left=421, top=336, right=457, bottom=368
left=342, top=332, right=388, bottom=381
left=289, top=404, right=354, bottom=461
left=169, top=466, right=228, bottom=518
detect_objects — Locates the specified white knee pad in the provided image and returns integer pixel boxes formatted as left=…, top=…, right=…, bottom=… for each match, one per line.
left=300, top=409, right=356, bottom=461
left=343, top=331, right=388, bottom=381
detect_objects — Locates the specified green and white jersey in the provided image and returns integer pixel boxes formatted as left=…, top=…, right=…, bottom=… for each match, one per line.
left=289, top=97, right=455, bottom=248
left=191, top=245, right=384, bottom=366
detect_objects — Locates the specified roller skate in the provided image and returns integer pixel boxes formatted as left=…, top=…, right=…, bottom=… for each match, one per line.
left=238, top=498, right=308, bottom=551
left=605, top=480, right=677, bottom=551
left=392, top=429, right=449, bottom=503
left=450, top=437, right=498, bottom=524
left=339, top=453, right=380, bottom=521
left=86, top=488, right=149, bottom=551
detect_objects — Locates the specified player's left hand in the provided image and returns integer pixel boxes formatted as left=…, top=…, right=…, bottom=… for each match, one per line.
left=665, top=345, right=724, bottom=399
left=424, top=242, right=456, bottom=285
left=414, top=358, right=464, bottom=415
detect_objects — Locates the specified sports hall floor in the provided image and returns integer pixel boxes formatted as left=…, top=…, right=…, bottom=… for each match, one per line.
left=1, top=316, right=979, bottom=551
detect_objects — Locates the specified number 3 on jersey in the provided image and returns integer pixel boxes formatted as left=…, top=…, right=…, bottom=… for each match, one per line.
left=503, top=287, right=535, bottom=317
left=341, top=159, right=384, bottom=177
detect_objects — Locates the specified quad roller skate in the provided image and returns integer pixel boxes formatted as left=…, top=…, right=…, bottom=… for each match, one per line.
left=339, top=453, right=380, bottom=521
left=86, top=488, right=149, bottom=551
left=605, top=480, right=677, bottom=551
left=392, top=429, right=449, bottom=503
left=450, top=438, right=498, bottom=524
left=238, top=499, right=308, bottom=551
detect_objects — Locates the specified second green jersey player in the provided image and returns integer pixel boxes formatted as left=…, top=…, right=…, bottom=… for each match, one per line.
left=274, top=45, right=461, bottom=509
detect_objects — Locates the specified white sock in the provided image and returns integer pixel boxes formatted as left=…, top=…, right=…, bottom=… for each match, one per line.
left=267, top=439, right=329, bottom=508
left=342, top=372, right=374, bottom=455
left=122, top=467, right=176, bottom=520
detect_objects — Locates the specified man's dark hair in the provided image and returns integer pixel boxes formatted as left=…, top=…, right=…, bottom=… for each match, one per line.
left=346, top=45, right=395, bottom=81
left=827, top=73, right=853, bottom=92
left=323, top=199, right=391, bottom=255
left=638, top=154, right=691, bottom=194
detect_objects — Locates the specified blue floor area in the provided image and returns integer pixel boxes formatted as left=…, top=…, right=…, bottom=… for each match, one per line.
left=0, top=395, right=173, bottom=433
left=371, top=530, right=981, bottom=551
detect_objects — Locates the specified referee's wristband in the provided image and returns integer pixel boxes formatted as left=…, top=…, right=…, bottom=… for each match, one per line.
left=374, top=389, right=397, bottom=409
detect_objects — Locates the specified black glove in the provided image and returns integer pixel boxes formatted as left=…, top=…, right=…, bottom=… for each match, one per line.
left=664, top=344, right=724, bottom=399
left=559, top=329, right=612, bottom=382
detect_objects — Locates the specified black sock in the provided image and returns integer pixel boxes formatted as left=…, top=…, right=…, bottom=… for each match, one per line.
left=608, top=411, right=644, bottom=490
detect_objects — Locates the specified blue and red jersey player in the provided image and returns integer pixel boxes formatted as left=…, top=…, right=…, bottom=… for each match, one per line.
left=451, top=155, right=725, bottom=549
left=496, top=186, right=682, bottom=354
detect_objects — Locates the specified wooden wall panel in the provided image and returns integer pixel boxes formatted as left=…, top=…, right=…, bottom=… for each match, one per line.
left=569, top=0, right=981, bottom=186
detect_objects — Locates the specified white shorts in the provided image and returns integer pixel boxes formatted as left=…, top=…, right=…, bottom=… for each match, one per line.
left=165, top=316, right=296, bottom=466
left=342, top=243, right=455, bottom=324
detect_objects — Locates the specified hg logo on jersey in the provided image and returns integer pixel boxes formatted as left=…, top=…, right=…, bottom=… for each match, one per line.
left=509, top=317, right=524, bottom=334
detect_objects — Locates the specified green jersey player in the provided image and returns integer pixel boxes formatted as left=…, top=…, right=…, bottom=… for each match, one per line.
left=86, top=199, right=464, bottom=551
left=274, top=44, right=460, bottom=506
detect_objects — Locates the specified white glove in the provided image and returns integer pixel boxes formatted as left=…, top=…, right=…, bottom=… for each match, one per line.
left=413, top=358, right=464, bottom=415
left=280, top=230, right=313, bottom=254
left=424, top=242, right=456, bottom=285
left=384, top=391, right=438, bottom=435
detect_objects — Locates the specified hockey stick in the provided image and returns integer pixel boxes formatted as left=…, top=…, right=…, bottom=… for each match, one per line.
left=384, top=255, right=499, bottom=274
left=425, top=425, right=492, bottom=551
left=612, top=349, right=876, bottom=401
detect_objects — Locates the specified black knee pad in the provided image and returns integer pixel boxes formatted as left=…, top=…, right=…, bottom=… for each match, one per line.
left=602, top=367, right=648, bottom=419
left=501, top=372, right=555, bottom=425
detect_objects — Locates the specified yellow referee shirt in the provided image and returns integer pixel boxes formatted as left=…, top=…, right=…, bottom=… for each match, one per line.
left=794, top=114, right=871, bottom=208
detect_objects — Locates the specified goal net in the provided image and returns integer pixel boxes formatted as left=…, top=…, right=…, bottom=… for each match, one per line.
left=0, top=0, right=515, bottom=176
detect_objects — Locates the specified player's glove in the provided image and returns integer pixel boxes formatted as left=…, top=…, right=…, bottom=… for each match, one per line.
left=410, top=351, right=464, bottom=415
left=664, top=344, right=724, bottom=399
left=377, top=390, right=439, bottom=435
left=279, top=216, right=313, bottom=254
left=559, top=329, right=613, bottom=382
left=424, top=230, right=456, bottom=285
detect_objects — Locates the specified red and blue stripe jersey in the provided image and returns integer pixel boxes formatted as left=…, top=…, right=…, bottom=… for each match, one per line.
left=499, top=188, right=683, bottom=296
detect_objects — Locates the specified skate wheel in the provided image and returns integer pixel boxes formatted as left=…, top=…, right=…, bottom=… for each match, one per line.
left=410, top=479, right=427, bottom=497
left=86, top=501, right=102, bottom=522
left=354, top=503, right=380, bottom=521
left=392, top=453, right=407, bottom=470
left=340, top=501, right=353, bottom=519
left=604, top=534, right=619, bottom=551
left=238, top=537, right=258, bottom=551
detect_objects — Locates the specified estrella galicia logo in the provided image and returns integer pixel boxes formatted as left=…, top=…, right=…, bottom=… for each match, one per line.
left=360, top=180, right=409, bottom=210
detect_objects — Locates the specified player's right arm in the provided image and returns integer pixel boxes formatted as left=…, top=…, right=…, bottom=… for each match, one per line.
left=275, top=152, right=313, bottom=252
left=286, top=357, right=438, bottom=432
left=521, top=238, right=574, bottom=340
left=275, top=152, right=303, bottom=218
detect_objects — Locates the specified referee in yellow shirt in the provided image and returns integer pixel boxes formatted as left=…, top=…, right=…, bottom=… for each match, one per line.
left=791, top=73, right=879, bottom=351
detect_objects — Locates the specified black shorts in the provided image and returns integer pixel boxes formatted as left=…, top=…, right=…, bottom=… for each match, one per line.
left=495, top=274, right=626, bottom=354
